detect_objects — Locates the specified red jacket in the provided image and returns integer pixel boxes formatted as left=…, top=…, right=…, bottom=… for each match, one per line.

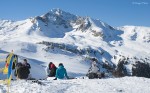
left=49, top=64, right=56, bottom=70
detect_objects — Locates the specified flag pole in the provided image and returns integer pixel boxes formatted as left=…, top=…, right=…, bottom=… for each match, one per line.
left=7, top=50, right=14, bottom=93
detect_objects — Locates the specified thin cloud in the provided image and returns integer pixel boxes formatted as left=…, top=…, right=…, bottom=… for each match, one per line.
left=132, top=2, right=149, bottom=5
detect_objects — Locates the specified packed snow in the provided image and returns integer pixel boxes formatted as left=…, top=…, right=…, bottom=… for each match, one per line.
left=1, top=77, right=150, bottom=93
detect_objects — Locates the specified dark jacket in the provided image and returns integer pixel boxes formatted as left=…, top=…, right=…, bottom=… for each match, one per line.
left=17, top=66, right=30, bottom=79
left=14, top=63, right=30, bottom=79
left=23, top=63, right=31, bottom=69
left=48, top=64, right=57, bottom=77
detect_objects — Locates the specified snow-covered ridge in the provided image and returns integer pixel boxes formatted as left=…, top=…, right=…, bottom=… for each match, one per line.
left=118, top=26, right=150, bottom=43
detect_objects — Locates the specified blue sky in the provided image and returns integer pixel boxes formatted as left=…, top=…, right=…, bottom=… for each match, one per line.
left=0, top=0, right=149, bottom=27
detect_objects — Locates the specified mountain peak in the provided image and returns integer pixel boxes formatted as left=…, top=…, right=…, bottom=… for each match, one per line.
left=50, top=8, right=64, bottom=16
left=35, top=8, right=78, bottom=24
left=42, top=8, right=77, bottom=18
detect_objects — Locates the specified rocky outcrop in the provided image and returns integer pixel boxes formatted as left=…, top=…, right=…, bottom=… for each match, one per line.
left=38, top=41, right=104, bottom=56
left=132, top=61, right=150, bottom=78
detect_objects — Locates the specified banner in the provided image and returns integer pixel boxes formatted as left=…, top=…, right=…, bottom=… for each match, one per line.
left=3, top=53, right=13, bottom=74
left=7, top=52, right=14, bottom=85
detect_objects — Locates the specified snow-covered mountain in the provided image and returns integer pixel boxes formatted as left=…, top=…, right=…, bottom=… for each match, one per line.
left=0, top=8, right=150, bottom=79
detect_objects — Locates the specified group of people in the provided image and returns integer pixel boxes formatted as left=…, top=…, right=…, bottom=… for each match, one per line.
left=14, top=58, right=101, bottom=80
left=10, top=55, right=100, bottom=80
left=46, top=58, right=102, bottom=80
left=13, top=58, right=69, bottom=80
left=46, top=62, right=69, bottom=80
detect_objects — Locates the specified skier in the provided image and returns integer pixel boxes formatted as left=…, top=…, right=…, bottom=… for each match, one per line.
left=54, top=63, right=69, bottom=80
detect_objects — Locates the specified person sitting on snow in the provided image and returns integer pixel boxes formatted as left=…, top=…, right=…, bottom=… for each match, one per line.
left=14, top=62, right=30, bottom=79
left=54, top=63, right=69, bottom=80
left=87, top=58, right=101, bottom=79
left=47, top=62, right=57, bottom=77
left=90, top=60, right=99, bottom=73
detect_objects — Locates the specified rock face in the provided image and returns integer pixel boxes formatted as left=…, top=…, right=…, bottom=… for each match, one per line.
left=113, top=60, right=128, bottom=77
left=132, top=62, right=150, bottom=78
left=112, top=55, right=150, bottom=78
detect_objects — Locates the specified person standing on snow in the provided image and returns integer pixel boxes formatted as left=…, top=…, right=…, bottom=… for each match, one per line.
left=54, top=63, right=69, bottom=80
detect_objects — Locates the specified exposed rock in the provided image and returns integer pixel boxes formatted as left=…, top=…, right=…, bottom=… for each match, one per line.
left=132, top=61, right=150, bottom=78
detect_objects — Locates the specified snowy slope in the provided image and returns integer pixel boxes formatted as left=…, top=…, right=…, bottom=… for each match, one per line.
left=1, top=77, right=150, bottom=93
left=0, top=9, right=150, bottom=80
left=116, top=26, right=150, bottom=57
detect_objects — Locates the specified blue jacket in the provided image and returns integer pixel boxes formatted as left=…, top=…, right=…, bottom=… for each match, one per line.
left=56, top=65, right=69, bottom=79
